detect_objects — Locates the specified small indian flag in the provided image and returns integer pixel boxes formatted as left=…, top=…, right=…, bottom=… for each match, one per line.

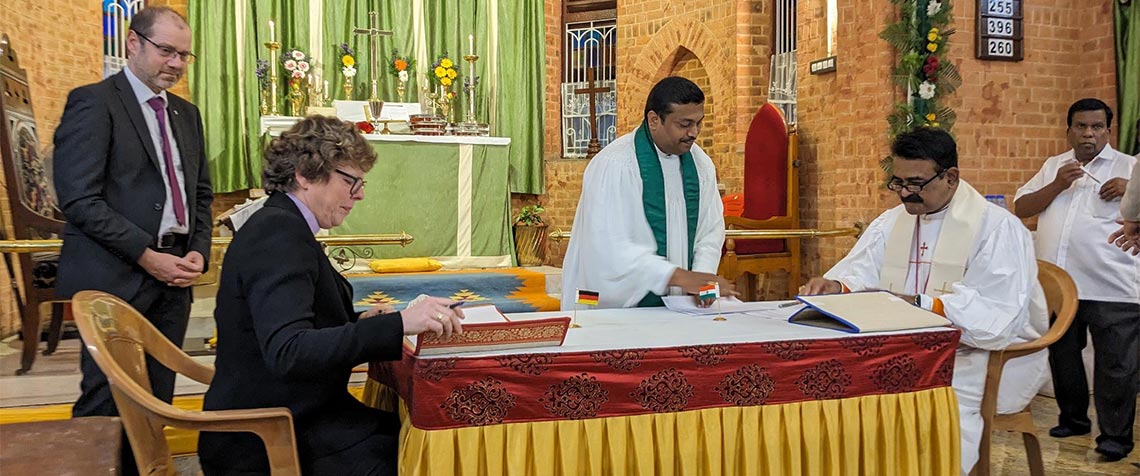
left=698, top=283, right=719, bottom=300
left=576, top=289, right=600, bottom=306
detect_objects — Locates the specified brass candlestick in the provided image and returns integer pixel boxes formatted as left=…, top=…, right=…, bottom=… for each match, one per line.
left=462, top=54, right=479, bottom=124
left=265, top=41, right=281, bottom=115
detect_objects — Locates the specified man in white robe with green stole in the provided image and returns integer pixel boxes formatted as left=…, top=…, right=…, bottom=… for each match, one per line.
left=801, top=128, right=1049, bottom=475
left=561, top=77, right=734, bottom=310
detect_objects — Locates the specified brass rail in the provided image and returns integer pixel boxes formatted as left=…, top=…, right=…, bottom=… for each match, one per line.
left=548, top=226, right=861, bottom=242
left=0, top=232, right=415, bottom=254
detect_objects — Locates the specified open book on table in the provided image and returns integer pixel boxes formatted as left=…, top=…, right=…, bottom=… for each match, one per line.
left=788, top=291, right=950, bottom=333
left=403, top=303, right=571, bottom=356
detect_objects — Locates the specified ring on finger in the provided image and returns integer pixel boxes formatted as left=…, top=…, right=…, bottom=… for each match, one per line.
left=434, top=313, right=445, bottom=322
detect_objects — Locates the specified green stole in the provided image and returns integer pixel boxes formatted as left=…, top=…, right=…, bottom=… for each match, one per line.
left=634, top=121, right=702, bottom=307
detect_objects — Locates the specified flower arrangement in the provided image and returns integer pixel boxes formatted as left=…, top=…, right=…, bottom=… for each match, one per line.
left=340, top=43, right=357, bottom=79
left=339, top=43, right=356, bottom=99
left=430, top=52, right=458, bottom=88
left=389, top=49, right=414, bottom=82
left=254, top=59, right=269, bottom=89
left=280, top=47, right=310, bottom=116
left=878, top=0, right=961, bottom=179
left=514, top=204, right=546, bottom=226
left=879, top=0, right=960, bottom=134
left=280, top=47, right=311, bottom=81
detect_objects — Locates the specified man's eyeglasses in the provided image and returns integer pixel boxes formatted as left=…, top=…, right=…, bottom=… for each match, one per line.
left=334, top=169, right=367, bottom=195
left=133, top=30, right=197, bottom=64
left=1070, top=123, right=1107, bottom=133
left=887, top=170, right=945, bottom=193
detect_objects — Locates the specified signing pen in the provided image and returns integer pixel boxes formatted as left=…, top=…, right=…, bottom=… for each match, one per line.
left=778, top=301, right=802, bottom=308
left=1079, top=165, right=1102, bottom=184
left=448, top=301, right=466, bottom=309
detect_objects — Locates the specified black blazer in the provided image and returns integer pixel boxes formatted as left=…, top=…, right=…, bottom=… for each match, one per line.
left=199, top=193, right=404, bottom=472
left=52, top=70, right=212, bottom=299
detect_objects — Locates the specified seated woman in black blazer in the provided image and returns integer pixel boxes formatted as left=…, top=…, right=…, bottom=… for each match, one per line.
left=198, top=116, right=464, bottom=476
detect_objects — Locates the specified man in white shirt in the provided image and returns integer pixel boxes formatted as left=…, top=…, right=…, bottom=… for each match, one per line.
left=802, top=128, right=1048, bottom=475
left=561, top=77, right=735, bottom=310
left=1014, top=98, right=1139, bottom=462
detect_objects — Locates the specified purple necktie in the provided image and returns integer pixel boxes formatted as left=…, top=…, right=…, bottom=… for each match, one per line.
left=145, top=96, right=186, bottom=226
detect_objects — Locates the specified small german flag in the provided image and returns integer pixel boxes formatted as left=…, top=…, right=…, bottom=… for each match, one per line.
left=576, top=289, right=600, bottom=306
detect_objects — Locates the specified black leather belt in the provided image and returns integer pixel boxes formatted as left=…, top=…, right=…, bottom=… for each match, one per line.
left=156, top=233, right=189, bottom=249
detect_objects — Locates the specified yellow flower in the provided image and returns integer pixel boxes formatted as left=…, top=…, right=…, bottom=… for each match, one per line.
left=932, top=122, right=941, bottom=127
left=342, top=55, right=354, bottom=67
left=925, top=113, right=937, bottom=121
left=440, top=77, right=452, bottom=86
left=927, top=43, right=938, bottom=52
left=435, top=66, right=447, bottom=78
left=440, top=58, right=454, bottom=68
left=927, top=32, right=938, bottom=42
left=929, top=27, right=939, bottom=35
left=446, top=68, right=457, bottom=79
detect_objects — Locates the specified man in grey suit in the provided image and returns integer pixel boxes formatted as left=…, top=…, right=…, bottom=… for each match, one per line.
left=52, top=7, right=211, bottom=469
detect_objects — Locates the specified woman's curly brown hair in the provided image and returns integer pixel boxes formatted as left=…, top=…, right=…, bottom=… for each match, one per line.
left=262, top=116, right=376, bottom=194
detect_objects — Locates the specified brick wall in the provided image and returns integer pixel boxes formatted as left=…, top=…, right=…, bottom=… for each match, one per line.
left=796, top=0, right=1120, bottom=281
left=0, top=0, right=103, bottom=337
left=537, top=0, right=771, bottom=266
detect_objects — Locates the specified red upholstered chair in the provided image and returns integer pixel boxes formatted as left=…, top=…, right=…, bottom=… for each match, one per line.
left=718, top=103, right=800, bottom=301
left=0, top=34, right=68, bottom=375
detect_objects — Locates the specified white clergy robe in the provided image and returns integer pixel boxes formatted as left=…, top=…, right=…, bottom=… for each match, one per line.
left=561, top=129, right=724, bottom=310
left=824, top=184, right=1048, bottom=475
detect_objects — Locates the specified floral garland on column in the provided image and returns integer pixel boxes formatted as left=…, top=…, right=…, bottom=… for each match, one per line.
left=879, top=0, right=962, bottom=137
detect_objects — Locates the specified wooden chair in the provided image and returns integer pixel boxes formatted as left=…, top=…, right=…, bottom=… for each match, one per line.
left=971, top=260, right=1078, bottom=476
left=71, top=290, right=302, bottom=476
left=0, top=33, right=68, bottom=375
left=719, top=103, right=800, bottom=300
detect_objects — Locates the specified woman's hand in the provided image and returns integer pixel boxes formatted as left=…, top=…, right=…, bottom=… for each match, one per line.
left=401, top=296, right=465, bottom=338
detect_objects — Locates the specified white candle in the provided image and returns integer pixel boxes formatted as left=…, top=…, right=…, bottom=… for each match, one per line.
left=268, top=20, right=276, bottom=43
left=324, top=80, right=329, bottom=94
left=469, top=34, right=474, bottom=55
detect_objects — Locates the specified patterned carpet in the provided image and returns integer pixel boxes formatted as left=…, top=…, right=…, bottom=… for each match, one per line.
left=349, top=268, right=560, bottom=313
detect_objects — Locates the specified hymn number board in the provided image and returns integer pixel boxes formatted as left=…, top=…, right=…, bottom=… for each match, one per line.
left=976, top=0, right=1024, bottom=61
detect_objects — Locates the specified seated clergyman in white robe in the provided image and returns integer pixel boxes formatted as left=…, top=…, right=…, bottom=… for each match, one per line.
left=561, top=77, right=733, bottom=310
left=801, top=128, right=1048, bottom=475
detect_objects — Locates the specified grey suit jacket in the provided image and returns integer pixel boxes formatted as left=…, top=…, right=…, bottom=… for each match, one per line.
left=52, top=71, right=212, bottom=299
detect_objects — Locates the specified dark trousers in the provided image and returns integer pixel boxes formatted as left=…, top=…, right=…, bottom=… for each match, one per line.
left=72, top=269, right=192, bottom=475
left=1048, top=299, right=1140, bottom=455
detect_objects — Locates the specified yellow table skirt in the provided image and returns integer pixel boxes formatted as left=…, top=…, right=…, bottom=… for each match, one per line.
left=364, top=380, right=960, bottom=476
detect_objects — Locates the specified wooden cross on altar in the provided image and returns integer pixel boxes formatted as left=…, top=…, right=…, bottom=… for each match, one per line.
left=353, top=11, right=393, bottom=101
left=574, top=67, right=612, bottom=156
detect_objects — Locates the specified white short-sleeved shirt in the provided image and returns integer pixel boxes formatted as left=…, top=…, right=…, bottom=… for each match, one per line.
left=1014, top=145, right=1139, bottom=303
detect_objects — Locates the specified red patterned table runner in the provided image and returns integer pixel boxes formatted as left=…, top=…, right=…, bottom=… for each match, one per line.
left=370, top=328, right=960, bottom=430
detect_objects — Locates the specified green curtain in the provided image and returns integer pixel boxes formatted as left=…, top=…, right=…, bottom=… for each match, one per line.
left=1116, top=0, right=1139, bottom=155
left=322, top=1, right=416, bottom=103
left=191, top=0, right=544, bottom=194
left=497, top=0, right=545, bottom=193
left=188, top=2, right=252, bottom=192
left=322, top=0, right=545, bottom=193
left=189, top=0, right=309, bottom=193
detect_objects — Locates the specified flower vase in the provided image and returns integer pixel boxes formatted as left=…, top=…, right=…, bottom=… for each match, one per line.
left=342, top=81, right=354, bottom=100
left=259, top=88, right=269, bottom=115
left=288, top=84, right=306, bottom=117
left=396, top=79, right=407, bottom=103
left=437, top=86, right=452, bottom=122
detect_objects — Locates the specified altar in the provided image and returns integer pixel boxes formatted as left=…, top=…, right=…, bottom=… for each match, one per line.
left=262, top=116, right=514, bottom=268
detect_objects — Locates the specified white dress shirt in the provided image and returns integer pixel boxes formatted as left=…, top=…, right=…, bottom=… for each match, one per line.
left=1015, top=145, right=1139, bottom=303
left=123, top=65, right=189, bottom=238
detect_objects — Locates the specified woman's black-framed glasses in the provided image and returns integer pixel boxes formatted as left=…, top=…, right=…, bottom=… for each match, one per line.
left=132, top=30, right=197, bottom=64
left=886, top=170, right=945, bottom=193
left=334, top=169, right=367, bottom=195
